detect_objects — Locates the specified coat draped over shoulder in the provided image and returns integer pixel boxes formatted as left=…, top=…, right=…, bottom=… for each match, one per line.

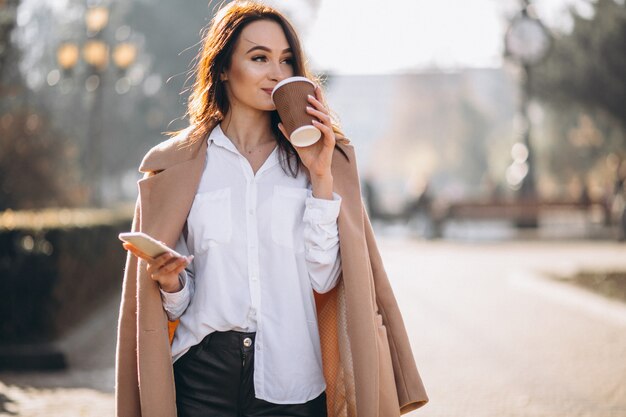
left=115, top=121, right=428, bottom=417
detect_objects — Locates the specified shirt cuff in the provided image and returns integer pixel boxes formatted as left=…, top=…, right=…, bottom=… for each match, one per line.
left=159, top=271, right=188, bottom=305
left=304, top=191, right=342, bottom=224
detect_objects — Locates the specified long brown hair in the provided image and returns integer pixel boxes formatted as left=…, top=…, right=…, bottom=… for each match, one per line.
left=169, top=0, right=349, bottom=177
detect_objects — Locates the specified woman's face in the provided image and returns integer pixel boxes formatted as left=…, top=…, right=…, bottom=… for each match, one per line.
left=221, top=19, right=295, bottom=113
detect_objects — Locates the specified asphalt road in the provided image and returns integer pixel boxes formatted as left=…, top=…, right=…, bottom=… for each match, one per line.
left=1, top=238, right=625, bottom=417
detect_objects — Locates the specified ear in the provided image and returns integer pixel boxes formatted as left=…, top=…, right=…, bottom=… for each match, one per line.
left=220, top=72, right=228, bottom=81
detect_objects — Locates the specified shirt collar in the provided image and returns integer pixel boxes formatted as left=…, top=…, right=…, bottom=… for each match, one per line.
left=208, top=123, right=282, bottom=172
left=208, top=123, right=238, bottom=154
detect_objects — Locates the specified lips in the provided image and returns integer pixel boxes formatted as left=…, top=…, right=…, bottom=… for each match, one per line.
left=262, top=88, right=273, bottom=95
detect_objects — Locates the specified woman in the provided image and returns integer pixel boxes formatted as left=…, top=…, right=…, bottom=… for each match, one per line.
left=116, top=2, right=428, bottom=417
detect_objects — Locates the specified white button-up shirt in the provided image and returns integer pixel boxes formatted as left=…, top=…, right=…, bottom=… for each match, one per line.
left=159, top=124, right=342, bottom=404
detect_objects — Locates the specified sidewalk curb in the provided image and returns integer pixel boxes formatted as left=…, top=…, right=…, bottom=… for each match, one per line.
left=0, top=343, right=66, bottom=371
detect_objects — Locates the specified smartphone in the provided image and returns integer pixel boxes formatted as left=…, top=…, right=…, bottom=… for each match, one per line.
left=118, top=232, right=183, bottom=259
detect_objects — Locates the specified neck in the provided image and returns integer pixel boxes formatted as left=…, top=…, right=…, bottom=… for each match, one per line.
left=220, top=104, right=275, bottom=150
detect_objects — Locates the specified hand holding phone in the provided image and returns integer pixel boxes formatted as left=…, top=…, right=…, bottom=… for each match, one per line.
left=119, top=232, right=193, bottom=292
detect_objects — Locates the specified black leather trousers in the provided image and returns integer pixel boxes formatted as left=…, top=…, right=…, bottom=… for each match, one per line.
left=173, top=330, right=328, bottom=417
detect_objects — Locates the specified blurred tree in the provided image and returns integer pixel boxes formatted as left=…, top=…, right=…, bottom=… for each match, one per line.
left=532, top=0, right=626, bottom=131
left=0, top=0, right=84, bottom=210
left=0, top=110, right=85, bottom=210
left=0, top=0, right=22, bottom=100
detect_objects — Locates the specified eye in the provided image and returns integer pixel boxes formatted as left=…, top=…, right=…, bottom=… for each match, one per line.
left=251, top=55, right=267, bottom=62
left=282, top=58, right=294, bottom=65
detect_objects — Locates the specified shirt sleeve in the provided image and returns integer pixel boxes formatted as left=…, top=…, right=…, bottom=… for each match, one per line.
left=159, top=232, right=195, bottom=321
left=302, top=190, right=342, bottom=294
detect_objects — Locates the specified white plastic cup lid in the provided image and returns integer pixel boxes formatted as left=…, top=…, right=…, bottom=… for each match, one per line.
left=271, top=76, right=315, bottom=102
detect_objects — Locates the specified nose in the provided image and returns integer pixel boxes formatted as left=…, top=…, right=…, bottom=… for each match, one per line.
left=268, top=61, right=288, bottom=82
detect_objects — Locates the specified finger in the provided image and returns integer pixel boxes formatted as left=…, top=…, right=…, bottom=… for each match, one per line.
left=314, top=84, right=324, bottom=102
left=171, top=262, right=189, bottom=277
left=312, top=120, right=336, bottom=146
left=162, top=257, right=189, bottom=274
left=307, top=94, right=325, bottom=110
left=147, top=256, right=171, bottom=273
left=161, top=256, right=188, bottom=274
left=161, top=256, right=181, bottom=268
left=164, top=254, right=193, bottom=268
left=307, top=96, right=333, bottom=129
left=153, top=252, right=174, bottom=268
left=306, top=106, right=331, bottom=124
left=311, top=119, right=333, bottom=135
left=173, top=265, right=187, bottom=276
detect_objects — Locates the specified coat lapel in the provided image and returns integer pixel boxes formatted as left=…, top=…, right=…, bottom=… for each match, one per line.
left=138, top=139, right=208, bottom=247
left=134, top=127, right=210, bottom=416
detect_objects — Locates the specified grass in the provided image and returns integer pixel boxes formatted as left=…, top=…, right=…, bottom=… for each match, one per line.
left=551, top=271, right=626, bottom=303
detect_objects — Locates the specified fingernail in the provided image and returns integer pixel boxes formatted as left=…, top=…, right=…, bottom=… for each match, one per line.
left=306, top=106, right=312, bottom=110
left=308, top=94, right=314, bottom=99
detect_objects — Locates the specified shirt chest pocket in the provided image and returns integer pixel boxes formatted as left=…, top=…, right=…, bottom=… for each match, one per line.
left=271, top=185, right=309, bottom=253
left=188, top=187, right=232, bottom=252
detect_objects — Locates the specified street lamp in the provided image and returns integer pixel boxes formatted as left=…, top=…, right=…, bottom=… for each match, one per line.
left=56, top=43, right=80, bottom=72
left=85, top=5, right=109, bottom=34
left=54, top=5, right=137, bottom=207
left=504, top=0, right=551, bottom=227
left=112, top=42, right=137, bottom=70
left=505, top=10, right=551, bottom=66
left=82, top=39, right=110, bottom=71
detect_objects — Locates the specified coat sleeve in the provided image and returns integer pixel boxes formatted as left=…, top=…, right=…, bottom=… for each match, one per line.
left=114, top=194, right=143, bottom=417
left=362, top=204, right=429, bottom=414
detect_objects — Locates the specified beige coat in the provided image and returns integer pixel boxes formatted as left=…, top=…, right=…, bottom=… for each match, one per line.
left=115, top=121, right=428, bottom=417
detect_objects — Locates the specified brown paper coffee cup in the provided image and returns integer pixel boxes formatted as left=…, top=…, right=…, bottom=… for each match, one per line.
left=271, top=76, right=322, bottom=147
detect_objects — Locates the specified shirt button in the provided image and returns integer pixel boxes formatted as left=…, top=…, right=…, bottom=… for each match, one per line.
left=251, top=275, right=257, bottom=281
left=248, top=209, right=254, bottom=215
left=243, top=337, right=252, bottom=347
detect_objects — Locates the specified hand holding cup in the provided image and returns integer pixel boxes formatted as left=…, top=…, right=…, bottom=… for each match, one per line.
left=273, top=78, right=336, bottom=178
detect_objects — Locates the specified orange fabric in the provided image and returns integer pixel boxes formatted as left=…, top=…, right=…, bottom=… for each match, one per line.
left=316, top=287, right=341, bottom=415
left=317, top=283, right=356, bottom=416
left=168, top=320, right=179, bottom=345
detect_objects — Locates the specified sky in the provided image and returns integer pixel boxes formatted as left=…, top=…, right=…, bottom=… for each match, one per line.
left=269, top=0, right=597, bottom=74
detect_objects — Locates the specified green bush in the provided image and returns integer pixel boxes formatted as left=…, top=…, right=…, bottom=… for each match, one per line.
left=0, top=206, right=133, bottom=344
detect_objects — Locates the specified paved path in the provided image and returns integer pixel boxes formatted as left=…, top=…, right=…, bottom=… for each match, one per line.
left=396, top=239, right=626, bottom=417
left=1, top=238, right=625, bottom=416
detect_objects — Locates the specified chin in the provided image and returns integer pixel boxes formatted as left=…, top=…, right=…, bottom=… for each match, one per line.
left=259, top=102, right=276, bottom=112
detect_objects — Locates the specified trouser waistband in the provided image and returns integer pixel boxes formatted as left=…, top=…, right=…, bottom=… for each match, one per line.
left=199, top=329, right=256, bottom=350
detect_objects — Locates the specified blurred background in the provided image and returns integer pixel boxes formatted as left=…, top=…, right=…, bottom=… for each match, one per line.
left=1, top=0, right=625, bottom=416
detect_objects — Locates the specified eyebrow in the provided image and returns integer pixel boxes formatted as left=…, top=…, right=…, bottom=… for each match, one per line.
left=245, top=45, right=292, bottom=54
